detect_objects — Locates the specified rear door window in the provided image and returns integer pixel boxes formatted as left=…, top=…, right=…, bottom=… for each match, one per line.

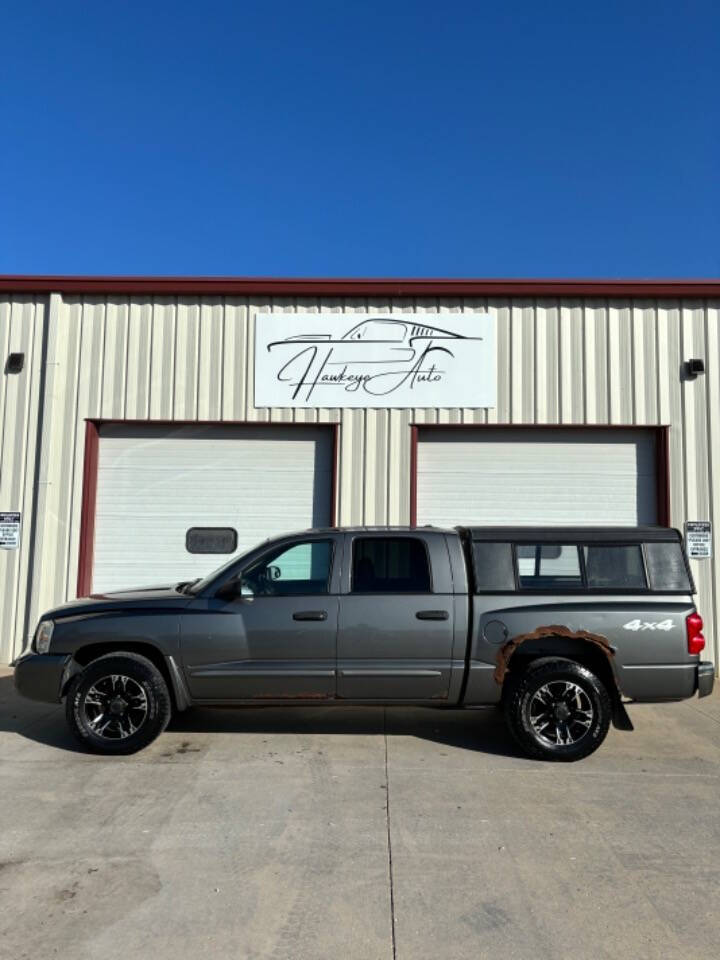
left=583, top=544, right=647, bottom=589
left=516, top=544, right=582, bottom=589
left=352, top=537, right=431, bottom=593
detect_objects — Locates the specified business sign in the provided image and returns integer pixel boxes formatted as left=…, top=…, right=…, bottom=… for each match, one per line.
left=685, top=521, right=712, bottom=559
left=0, top=512, right=21, bottom=549
left=254, top=313, right=496, bottom=408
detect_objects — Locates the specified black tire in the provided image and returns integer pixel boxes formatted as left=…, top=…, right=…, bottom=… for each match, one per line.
left=504, top=658, right=611, bottom=762
left=65, top=652, right=172, bottom=754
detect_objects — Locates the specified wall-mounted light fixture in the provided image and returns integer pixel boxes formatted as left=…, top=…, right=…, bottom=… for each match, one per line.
left=684, top=358, right=705, bottom=380
left=5, top=352, right=25, bottom=374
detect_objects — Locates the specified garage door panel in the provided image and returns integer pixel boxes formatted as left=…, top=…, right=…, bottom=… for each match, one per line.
left=417, top=428, right=657, bottom=528
left=92, top=424, right=333, bottom=593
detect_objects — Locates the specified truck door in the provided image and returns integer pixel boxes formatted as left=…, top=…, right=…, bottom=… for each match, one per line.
left=336, top=532, right=454, bottom=701
left=181, top=535, right=340, bottom=701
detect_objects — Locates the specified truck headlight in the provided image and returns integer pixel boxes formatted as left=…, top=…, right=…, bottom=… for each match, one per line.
left=34, top=620, right=54, bottom=654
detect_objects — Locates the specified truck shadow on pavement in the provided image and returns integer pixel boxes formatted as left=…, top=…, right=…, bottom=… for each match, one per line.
left=167, top=703, right=523, bottom=758
left=1, top=674, right=522, bottom=759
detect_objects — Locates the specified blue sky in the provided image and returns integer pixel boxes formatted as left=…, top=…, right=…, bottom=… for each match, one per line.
left=1, top=1, right=718, bottom=277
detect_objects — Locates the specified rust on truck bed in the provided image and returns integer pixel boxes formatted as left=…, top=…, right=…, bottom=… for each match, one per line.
left=494, top=624, right=616, bottom=685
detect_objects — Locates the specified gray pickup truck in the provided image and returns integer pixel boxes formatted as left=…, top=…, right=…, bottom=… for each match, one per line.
left=14, top=525, right=714, bottom=761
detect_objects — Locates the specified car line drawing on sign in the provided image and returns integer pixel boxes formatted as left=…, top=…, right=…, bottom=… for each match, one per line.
left=268, top=317, right=479, bottom=364
left=264, top=317, right=485, bottom=401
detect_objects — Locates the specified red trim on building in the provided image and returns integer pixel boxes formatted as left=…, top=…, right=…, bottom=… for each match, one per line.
left=330, top=422, right=340, bottom=527
left=410, top=423, right=672, bottom=528
left=76, top=420, right=100, bottom=597
left=657, top=426, right=671, bottom=526
left=409, top=425, right=418, bottom=526
left=76, top=419, right=340, bottom=597
left=1, top=275, right=719, bottom=298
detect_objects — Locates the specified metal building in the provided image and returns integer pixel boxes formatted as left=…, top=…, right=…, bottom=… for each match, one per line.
left=1, top=276, right=718, bottom=671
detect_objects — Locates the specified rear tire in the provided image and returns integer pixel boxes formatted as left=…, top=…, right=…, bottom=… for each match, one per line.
left=65, top=652, right=171, bottom=754
left=505, top=658, right=611, bottom=762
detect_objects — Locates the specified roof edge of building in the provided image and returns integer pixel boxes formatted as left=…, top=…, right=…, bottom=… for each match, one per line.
left=1, top=275, right=719, bottom=297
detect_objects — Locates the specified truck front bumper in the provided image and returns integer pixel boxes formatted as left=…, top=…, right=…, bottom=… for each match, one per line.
left=697, top=661, right=715, bottom=698
left=14, top=653, right=75, bottom=704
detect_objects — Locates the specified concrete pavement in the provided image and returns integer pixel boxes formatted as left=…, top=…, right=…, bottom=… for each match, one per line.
left=1, top=666, right=719, bottom=959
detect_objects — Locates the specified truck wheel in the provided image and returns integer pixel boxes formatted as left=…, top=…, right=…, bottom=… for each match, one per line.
left=505, top=658, right=611, bottom=762
left=65, top=652, right=171, bottom=754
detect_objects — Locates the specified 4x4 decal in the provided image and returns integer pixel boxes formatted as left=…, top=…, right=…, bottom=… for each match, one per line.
left=622, top=618, right=674, bottom=632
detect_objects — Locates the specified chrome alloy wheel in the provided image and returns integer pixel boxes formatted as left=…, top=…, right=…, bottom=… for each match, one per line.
left=528, top=680, right=594, bottom=746
left=82, top=675, right=149, bottom=740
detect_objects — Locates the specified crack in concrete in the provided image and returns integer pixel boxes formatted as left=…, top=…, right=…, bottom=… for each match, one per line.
left=383, top=707, right=397, bottom=960
left=685, top=703, right=720, bottom=726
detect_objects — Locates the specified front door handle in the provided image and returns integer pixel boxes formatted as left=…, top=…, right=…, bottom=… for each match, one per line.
left=416, top=610, right=449, bottom=621
left=293, top=610, right=328, bottom=621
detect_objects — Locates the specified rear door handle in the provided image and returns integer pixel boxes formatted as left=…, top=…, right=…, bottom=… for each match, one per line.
left=293, top=610, right=328, bottom=621
left=416, top=610, right=449, bottom=621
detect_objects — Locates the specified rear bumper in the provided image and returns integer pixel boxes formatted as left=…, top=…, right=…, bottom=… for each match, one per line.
left=697, top=661, right=715, bottom=698
left=14, top=653, right=74, bottom=704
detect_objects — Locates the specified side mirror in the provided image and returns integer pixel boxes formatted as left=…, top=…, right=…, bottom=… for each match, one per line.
left=215, top=577, right=244, bottom=602
left=266, top=564, right=281, bottom=581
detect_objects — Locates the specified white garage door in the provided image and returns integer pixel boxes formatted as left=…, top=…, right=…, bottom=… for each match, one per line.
left=92, top=424, right=333, bottom=593
left=416, top=428, right=657, bottom=528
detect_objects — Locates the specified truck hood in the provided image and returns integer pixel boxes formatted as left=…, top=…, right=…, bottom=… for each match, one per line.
left=41, top=584, right=192, bottom=620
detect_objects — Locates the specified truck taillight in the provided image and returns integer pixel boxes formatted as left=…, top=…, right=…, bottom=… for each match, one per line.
left=687, top=612, right=705, bottom=655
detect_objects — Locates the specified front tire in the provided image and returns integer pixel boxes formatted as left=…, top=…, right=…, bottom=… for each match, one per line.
left=65, top=653, right=171, bottom=754
left=505, top=658, right=611, bottom=762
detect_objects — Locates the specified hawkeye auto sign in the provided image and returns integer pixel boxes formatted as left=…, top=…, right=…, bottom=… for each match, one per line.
left=254, top=313, right=496, bottom=408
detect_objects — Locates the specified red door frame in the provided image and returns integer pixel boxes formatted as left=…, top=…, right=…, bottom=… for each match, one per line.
left=77, top=419, right=340, bottom=597
left=410, top=423, right=671, bottom=528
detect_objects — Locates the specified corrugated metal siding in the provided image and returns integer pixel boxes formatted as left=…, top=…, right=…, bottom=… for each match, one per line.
left=3, top=292, right=719, bottom=672
left=0, top=295, right=46, bottom=661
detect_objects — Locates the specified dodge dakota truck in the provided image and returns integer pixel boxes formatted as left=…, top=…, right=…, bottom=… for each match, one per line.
left=14, top=525, right=714, bottom=761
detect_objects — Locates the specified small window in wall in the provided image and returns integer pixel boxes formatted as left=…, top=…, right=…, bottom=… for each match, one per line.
left=186, top=527, right=238, bottom=554
left=517, top=544, right=582, bottom=590
left=644, top=542, right=693, bottom=592
left=352, top=537, right=431, bottom=593
left=584, top=545, right=647, bottom=590
left=472, top=542, right=515, bottom=592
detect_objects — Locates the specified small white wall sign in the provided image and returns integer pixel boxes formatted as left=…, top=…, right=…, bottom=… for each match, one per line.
left=0, top=512, right=21, bottom=549
left=254, top=313, right=496, bottom=408
left=685, top=521, right=712, bottom=559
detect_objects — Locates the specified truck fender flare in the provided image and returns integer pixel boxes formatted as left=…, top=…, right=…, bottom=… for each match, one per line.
left=494, top=625, right=632, bottom=730
left=494, top=624, right=616, bottom=686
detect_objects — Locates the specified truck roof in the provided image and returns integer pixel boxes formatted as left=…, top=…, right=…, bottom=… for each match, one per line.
left=290, top=525, right=458, bottom=536
left=286, top=525, right=682, bottom=544
left=460, top=526, right=682, bottom=544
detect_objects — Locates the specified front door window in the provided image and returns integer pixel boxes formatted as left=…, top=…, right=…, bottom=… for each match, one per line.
left=242, top=540, right=333, bottom=596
